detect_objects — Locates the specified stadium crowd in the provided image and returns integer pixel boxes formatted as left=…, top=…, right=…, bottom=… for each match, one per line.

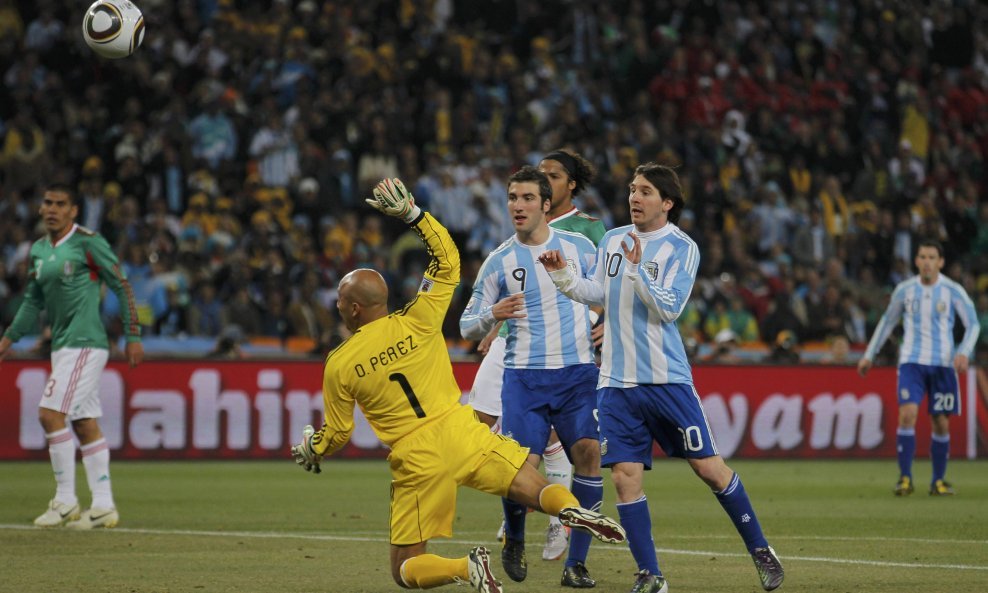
left=0, top=0, right=986, bottom=363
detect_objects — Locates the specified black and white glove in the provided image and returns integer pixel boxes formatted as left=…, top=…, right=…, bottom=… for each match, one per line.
left=365, top=177, right=421, bottom=223
left=290, top=425, right=322, bottom=474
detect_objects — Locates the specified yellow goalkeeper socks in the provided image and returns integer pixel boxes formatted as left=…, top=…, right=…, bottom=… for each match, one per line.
left=538, top=482, right=581, bottom=516
left=399, top=554, right=468, bottom=589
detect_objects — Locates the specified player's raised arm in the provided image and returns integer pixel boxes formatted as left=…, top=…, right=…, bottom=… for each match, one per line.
left=368, top=178, right=460, bottom=331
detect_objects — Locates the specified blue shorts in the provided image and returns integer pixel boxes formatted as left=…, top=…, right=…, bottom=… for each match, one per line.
left=501, top=364, right=600, bottom=458
left=897, top=363, right=961, bottom=416
left=598, top=384, right=718, bottom=469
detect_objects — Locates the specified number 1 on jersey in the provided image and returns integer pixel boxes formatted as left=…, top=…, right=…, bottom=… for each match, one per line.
left=389, top=373, right=426, bottom=418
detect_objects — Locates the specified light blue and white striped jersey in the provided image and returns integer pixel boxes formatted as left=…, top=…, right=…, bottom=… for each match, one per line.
left=863, top=274, right=979, bottom=367
left=460, top=229, right=597, bottom=369
left=549, top=222, right=699, bottom=388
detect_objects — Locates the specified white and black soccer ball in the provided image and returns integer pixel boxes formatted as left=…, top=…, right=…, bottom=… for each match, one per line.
left=82, top=0, right=145, bottom=59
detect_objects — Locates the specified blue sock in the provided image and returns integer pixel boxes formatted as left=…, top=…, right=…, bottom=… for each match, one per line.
left=502, top=497, right=527, bottom=542
left=930, top=434, right=949, bottom=483
left=714, top=473, right=768, bottom=552
left=616, top=496, right=660, bottom=576
left=565, top=475, right=603, bottom=567
left=896, top=428, right=916, bottom=479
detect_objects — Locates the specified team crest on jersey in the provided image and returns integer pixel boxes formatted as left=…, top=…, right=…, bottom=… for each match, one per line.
left=936, top=301, right=946, bottom=314
left=566, top=258, right=577, bottom=275
left=63, top=261, right=74, bottom=276
left=419, top=278, right=434, bottom=293
left=643, top=262, right=659, bottom=282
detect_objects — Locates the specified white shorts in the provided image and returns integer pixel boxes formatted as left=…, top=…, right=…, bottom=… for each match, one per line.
left=41, top=347, right=110, bottom=420
left=468, top=336, right=506, bottom=418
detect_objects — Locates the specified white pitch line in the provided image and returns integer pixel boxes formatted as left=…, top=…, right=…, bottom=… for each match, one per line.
left=3, top=524, right=987, bottom=572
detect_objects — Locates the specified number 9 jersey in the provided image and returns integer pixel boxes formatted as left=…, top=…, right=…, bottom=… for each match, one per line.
left=311, top=212, right=463, bottom=456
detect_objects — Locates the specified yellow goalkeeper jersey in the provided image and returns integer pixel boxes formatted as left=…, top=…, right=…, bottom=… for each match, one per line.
left=312, top=212, right=462, bottom=456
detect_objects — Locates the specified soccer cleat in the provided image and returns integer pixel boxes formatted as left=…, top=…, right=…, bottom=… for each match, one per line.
left=629, top=570, right=668, bottom=593
left=501, top=538, right=527, bottom=582
left=33, top=499, right=80, bottom=527
left=561, top=562, right=595, bottom=588
left=751, top=546, right=784, bottom=591
left=543, top=523, right=569, bottom=560
left=894, top=476, right=914, bottom=496
left=66, top=507, right=119, bottom=530
left=929, top=479, right=955, bottom=496
left=466, top=546, right=503, bottom=593
left=558, top=507, right=626, bottom=544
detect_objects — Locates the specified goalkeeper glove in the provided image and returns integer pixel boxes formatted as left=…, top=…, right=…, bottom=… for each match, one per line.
left=290, top=424, right=322, bottom=474
left=365, top=177, right=421, bottom=223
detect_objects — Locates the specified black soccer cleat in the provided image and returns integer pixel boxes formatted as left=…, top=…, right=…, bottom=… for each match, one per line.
left=629, top=569, right=668, bottom=593
left=561, top=562, right=596, bottom=588
left=501, top=538, right=527, bottom=582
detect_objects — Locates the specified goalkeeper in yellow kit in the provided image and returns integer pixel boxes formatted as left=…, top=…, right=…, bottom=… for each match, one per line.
left=291, top=178, right=625, bottom=593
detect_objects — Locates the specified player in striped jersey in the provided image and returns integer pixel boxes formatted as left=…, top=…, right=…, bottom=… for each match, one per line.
left=291, top=178, right=625, bottom=593
left=0, top=184, right=143, bottom=530
left=460, top=166, right=605, bottom=588
left=858, top=239, right=979, bottom=496
left=541, top=163, right=783, bottom=593
left=468, top=149, right=605, bottom=564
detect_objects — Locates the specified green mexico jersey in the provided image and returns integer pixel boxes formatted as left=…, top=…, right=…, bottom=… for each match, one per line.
left=549, top=207, right=606, bottom=246
left=496, top=208, right=606, bottom=338
left=4, top=225, right=140, bottom=351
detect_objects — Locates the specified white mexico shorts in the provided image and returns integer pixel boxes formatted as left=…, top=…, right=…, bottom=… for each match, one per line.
left=41, top=347, right=110, bottom=420
left=468, top=335, right=506, bottom=418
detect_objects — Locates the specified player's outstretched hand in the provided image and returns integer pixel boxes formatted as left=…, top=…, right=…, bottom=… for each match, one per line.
left=366, top=178, right=421, bottom=223
left=290, top=425, right=322, bottom=474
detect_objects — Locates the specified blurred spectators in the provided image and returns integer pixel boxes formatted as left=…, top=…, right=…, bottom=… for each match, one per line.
left=0, top=0, right=985, bottom=363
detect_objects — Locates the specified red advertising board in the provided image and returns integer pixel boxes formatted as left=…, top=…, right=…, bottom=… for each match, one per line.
left=0, top=360, right=982, bottom=460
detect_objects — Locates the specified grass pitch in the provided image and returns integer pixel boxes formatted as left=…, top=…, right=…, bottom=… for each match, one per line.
left=2, top=459, right=986, bottom=592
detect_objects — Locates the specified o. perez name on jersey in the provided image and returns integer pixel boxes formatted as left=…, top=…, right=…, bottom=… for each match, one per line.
left=353, top=334, right=417, bottom=377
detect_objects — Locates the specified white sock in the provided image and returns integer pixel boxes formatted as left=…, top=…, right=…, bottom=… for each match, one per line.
left=543, top=441, right=572, bottom=527
left=81, top=438, right=115, bottom=510
left=47, top=428, right=77, bottom=506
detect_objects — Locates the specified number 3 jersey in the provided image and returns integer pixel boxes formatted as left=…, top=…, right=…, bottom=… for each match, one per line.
left=312, top=212, right=463, bottom=456
left=460, top=228, right=597, bottom=370
left=4, top=224, right=140, bottom=350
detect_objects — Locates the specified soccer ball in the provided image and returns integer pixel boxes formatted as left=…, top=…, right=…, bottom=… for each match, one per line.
left=82, top=0, right=145, bottom=59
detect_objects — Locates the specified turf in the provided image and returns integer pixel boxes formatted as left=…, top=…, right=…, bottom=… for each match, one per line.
left=2, top=459, right=986, bottom=592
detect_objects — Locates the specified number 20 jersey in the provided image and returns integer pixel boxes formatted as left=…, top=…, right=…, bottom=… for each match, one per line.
left=313, top=213, right=463, bottom=456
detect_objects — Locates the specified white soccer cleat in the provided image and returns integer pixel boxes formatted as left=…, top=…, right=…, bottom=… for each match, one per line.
left=33, top=499, right=81, bottom=527
left=542, top=523, right=569, bottom=560
left=558, top=507, right=626, bottom=544
left=66, top=507, right=119, bottom=530
left=467, top=546, right=503, bottom=593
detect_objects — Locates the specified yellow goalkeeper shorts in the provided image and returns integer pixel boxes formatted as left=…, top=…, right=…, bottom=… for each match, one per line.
left=387, top=404, right=529, bottom=545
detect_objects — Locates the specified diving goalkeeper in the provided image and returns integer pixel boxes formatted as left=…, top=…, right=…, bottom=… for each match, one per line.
left=290, top=178, right=626, bottom=593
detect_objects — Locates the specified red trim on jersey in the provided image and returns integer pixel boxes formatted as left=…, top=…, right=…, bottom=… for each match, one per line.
left=113, top=264, right=140, bottom=337
left=85, top=251, right=101, bottom=281
left=547, top=206, right=578, bottom=223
